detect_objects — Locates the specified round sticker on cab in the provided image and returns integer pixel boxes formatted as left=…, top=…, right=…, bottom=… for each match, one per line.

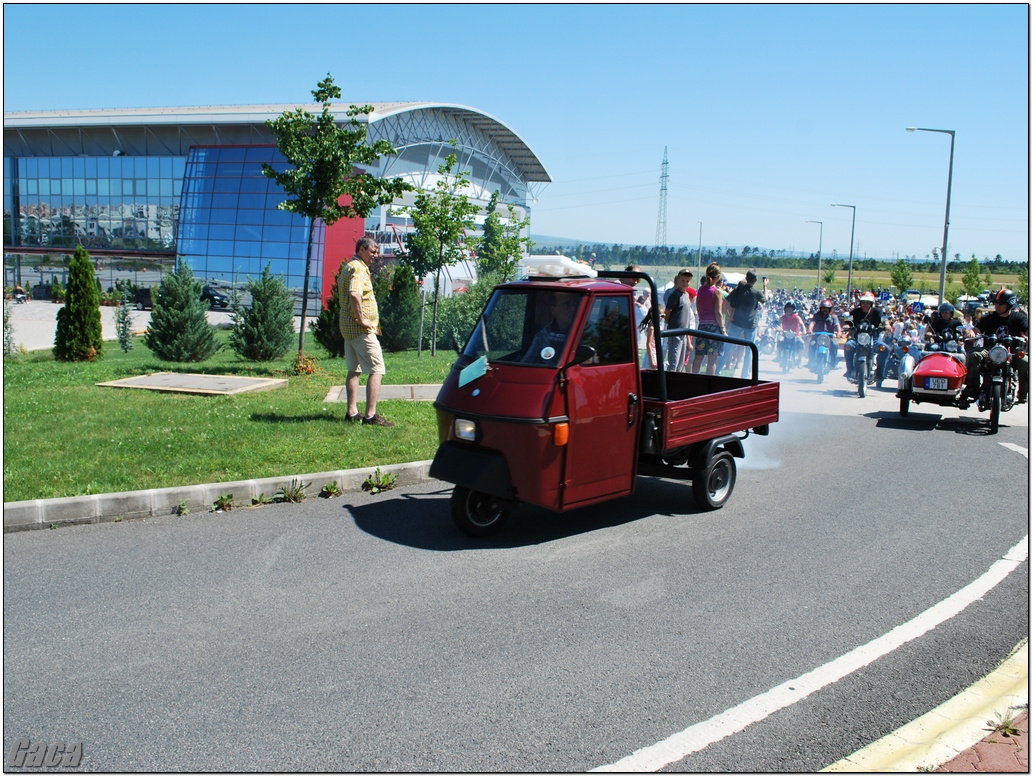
left=541, top=347, right=556, bottom=361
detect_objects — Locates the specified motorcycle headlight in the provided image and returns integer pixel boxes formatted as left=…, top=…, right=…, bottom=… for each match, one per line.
left=858, top=332, right=872, bottom=347
left=453, top=418, right=478, bottom=442
left=988, top=344, right=1009, bottom=366
left=945, top=340, right=959, bottom=353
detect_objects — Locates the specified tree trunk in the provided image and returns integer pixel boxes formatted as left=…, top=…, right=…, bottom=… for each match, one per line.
left=297, top=218, right=314, bottom=358
left=431, top=263, right=442, bottom=357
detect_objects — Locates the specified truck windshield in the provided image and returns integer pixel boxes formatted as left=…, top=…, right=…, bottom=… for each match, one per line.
left=461, top=288, right=581, bottom=367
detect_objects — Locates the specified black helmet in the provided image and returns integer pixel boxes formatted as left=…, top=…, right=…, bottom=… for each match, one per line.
left=937, top=302, right=955, bottom=316
left=994, top=289, right=1018, bottom=309
left=784, top=302, right=795, bottom=311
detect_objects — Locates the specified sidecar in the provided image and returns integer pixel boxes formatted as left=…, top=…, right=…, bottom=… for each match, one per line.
left=896, top=342, right=967, bottom=416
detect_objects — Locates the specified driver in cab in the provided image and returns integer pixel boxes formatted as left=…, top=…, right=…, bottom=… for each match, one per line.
left=521, top=292, right=579, bottom=364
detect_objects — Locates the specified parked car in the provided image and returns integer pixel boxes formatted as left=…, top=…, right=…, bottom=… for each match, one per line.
left=201, top=286, right=229, bottom=308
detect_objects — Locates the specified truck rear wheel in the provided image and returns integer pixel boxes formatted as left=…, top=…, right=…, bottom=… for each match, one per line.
left=451, top=486, right=509, bottom=537
left=691, top=452, right=736, bottom=510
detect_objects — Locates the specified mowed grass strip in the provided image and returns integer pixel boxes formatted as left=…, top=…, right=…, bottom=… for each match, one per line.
left=3, top=334, right=456, bottom=502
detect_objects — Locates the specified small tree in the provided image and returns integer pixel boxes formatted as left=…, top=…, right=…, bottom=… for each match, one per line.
left=3, top=299, right=16, bottom=357
left=229, top=265, right=296, bottom=361
left=54, top=245, right=103, bottom=361
left=374, top=264, right=422, bottom=352
left=889, top=258, right=914, bottom=294
left=409, top=147, right=479, bottom=356
left=310, top=267, right=345, bottom=358
left=114, top=288, right=135, bottom=353
left=144, top=261, right=218, bottom=362
left=474, top=190, right=533, bottom=280
left=962, top=254, right=983, bottom=297
left=262, top=74, right=412, bottom=363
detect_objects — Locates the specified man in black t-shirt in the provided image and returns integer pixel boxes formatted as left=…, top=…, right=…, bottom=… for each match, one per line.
left=963, top=289, right=1028, bottom=402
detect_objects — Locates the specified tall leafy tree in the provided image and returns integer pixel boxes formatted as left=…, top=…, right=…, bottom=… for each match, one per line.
left=53, top=245, right=102, bottom=361
left=408, top=147, right=479, bottom=356
left=262, top=73, right=412, bottom=362
left=144, top=261, right=218, bottom=362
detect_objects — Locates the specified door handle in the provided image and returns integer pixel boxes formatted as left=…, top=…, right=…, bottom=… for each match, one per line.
left=627, top=392, right=639, bottom=426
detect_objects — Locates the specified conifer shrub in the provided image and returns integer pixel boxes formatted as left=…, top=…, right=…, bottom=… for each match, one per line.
left=229, top=265, right=296, bottom=361
left=310, top=268, right=345, bottom=358
left=143, top=261, right=218, bottom=362
left=53, top=245, right=103, bottom=361
left=375, top=264, right=422, bottom=352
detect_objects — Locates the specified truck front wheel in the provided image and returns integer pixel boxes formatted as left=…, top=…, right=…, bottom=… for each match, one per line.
left=691, top=452, right=736, bottom=510
left=451, top=486, right=509, bottom=537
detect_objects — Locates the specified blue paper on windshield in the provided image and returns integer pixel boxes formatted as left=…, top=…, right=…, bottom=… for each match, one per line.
left=458, top=355, right=489, bottom=387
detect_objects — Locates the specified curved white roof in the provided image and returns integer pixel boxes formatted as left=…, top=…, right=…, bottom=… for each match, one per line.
left=3, top=102, right=551, bottom=183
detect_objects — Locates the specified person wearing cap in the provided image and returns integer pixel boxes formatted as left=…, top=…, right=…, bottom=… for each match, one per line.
left=719, top=269, right=765, bottom=378
left=808, top=298, right=841, bottom=370
left=962, top=288, right=1028, bottom=403
left=843, top=292, right=884, bottom=381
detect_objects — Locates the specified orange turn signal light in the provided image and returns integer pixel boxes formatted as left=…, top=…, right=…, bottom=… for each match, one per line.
left=553, top=422, right=569, bottom=446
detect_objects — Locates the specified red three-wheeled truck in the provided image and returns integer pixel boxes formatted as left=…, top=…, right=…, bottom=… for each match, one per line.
left=429, top=267, right=780, bottom=536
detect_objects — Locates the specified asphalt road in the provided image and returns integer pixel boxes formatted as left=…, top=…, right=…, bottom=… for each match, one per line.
left=3, top=372, right=1028, bottom=771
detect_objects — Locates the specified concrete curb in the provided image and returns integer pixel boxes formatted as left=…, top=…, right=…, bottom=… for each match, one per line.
left=822, top=640, right=1029, bottom=772
left=3, top=460, right=435, bottom=533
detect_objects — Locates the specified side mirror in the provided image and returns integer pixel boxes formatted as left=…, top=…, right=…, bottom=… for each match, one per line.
left=573, top=344, right=598, bottom=366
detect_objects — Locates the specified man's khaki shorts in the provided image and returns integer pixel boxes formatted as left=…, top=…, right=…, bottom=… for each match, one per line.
left=344, top=332, right=386, bottom=375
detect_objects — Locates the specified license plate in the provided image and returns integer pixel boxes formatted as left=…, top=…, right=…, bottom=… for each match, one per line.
left=926, top=377, right=948, bottom=390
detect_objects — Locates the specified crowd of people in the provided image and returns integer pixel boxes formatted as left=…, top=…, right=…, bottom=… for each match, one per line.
left=625, top=264, right=1028, bottom=402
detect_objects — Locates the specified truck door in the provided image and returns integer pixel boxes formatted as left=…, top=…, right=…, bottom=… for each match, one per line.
left=561, top=293, right=641, bottom=507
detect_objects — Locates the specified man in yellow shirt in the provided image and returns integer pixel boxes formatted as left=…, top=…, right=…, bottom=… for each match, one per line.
left=339, top=236, right=394, bottom=427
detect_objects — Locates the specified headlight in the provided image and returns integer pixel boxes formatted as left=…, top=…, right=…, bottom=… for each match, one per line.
left=453, top=418, right=478, bottom=442
left=988, top=344, right=1009, bottom=366
left=945, top=340, right=959, bottom=353
left=858, top=332, right=872, bottom=347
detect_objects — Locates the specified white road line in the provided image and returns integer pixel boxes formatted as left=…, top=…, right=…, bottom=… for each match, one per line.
left=591, top=535, right=1029, bottom=773
left=999, top=442, right=1028, bottom=458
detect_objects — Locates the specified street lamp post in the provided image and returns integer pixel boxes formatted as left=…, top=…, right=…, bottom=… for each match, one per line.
left=906, top=127, right=955, bottom=304
left=696, top=221, right=703, bottom=281
left=805, top=220, right=823, bottom=294
left=831, top=204, right=856, bottom=301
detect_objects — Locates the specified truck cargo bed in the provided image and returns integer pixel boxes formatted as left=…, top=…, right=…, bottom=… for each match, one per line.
left=640, top=370, right=779, bottom=453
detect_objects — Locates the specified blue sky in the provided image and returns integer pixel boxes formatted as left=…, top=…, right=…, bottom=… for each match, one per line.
left=4, top=3, right=1028, bottom=262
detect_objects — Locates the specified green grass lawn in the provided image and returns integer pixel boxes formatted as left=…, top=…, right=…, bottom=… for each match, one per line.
left=3, top=334, right=458, bottom=502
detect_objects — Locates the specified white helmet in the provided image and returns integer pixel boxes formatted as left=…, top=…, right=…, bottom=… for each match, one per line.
left=860, top=293, right=876, bottom=303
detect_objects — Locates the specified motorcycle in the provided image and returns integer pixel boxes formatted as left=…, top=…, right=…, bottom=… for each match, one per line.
left=12, top=290, right=27, bottom=304
left=896, top=330, right=1026, bottom=434
left=758, top=328, right=777, bottom=356
left=846, top=321, right=882, bottom=397
left=807, top=332, right=835, bottom=384
left=777, top=330, right=803, bottom=374
left=883, top=334, right=907, bottom=381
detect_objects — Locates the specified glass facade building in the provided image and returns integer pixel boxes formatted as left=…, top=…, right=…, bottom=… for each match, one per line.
left=178, top=145, right=325, bottom=303
left=4, top=103, right=551, bottom=310
left=5, top=154, right=183, bottom=253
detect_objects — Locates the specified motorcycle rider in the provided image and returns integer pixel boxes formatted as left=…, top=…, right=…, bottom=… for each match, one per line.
left=926, top=301, right=964, bottom=341
left=963, top=289, right=1028, bottom=403
left=778, top=301, right=806, bottom=366
left=844, top=292, right=884, bottom=381
left=808, top=298, right=841, bottom=370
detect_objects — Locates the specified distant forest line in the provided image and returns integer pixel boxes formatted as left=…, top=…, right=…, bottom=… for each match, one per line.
left=531, top=242, right=1026, bottom=276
